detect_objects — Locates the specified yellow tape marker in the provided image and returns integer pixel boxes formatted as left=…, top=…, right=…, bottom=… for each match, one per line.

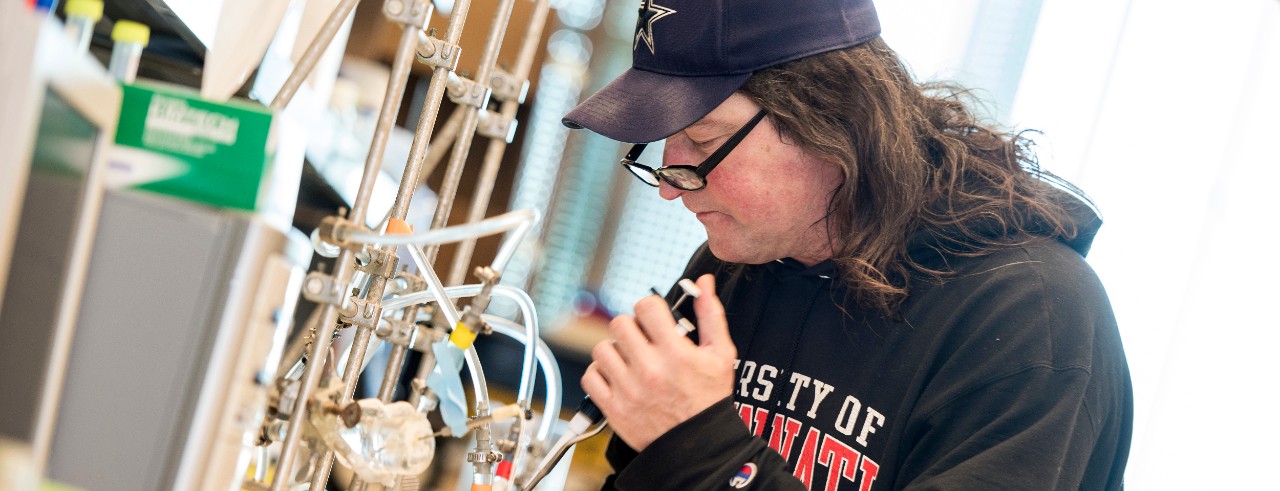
left=450, top=322, right=478, bottom=349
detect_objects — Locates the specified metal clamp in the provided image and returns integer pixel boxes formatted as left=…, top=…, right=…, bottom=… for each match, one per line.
left=466, top=450, right=503, bottom=464
left=341, top=297, right=383, bottom=329
left=467, top=266, right=501, bottom=315
left=411, top=323, right=446, bottom=352
left=416, top=32, right=461, bottom=72
left=383, top=0, right=432, bottom=28
left=410, top=379, right=439, bottom=413
left=316, top=215, right=365, bottom=251
left=376, top=317, right=416, bottom=347
left=301, top=271, right=348, bottom=307
left=356, top=247, right=399, bottom=279
left=453, top=266, right=501, bottom=345
left=476, top=109, right=518, bottom=143
left=394, top=270, right=426, bottom=295
left=276, top=378, right=302, bottom=416
left=489, top=68, right=529, bottom=104
left=447, top=72, right=492, bottom=108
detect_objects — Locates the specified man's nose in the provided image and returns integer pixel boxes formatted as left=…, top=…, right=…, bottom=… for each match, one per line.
left=657, top=179, right=684, bottom=200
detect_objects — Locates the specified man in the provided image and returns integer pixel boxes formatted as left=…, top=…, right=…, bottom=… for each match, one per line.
left=564, top=0, right=1133, bottom=489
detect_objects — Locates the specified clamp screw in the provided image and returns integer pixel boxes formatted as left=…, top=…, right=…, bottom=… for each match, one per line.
left=315, top=400, right=363, bottom=428
left=305, top=277, right=322, bottom=295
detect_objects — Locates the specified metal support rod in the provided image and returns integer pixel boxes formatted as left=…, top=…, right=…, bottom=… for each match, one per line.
left=346, top=303, right=419, bottom=491
left=336, top=23, right=486, bottom=491
left=421, top=107, right=466, bottom=182
left=269, top=0, right=362, bottom=111
left=388, top=0, right=474, bottom=222
left=270, top=5, right=424, bottom=488
left=269, top=259, right=354, bottom=491
left=401, top=2, right=517, bottom=476
left=351, top=22, right=424, bottom=227
left=339, top=301, right=378, bottom=394
left=445, top=0, right=550, bottom=285
left=423, top=113, right=479, bottom=266
left=348, top=302, right=414, bottom=491
left=442, top=135, right=505, bottom=284
left=372, top=303, right=420, bottom=406
left=420, top=0, right=518, bottom=266
left=413, top=338, right=438, bottom=389
left=307, top=11, right=429, bottom=486
left=376, top=305, right=419, bottom=401
left=310, top=0, right=475, bottom=481
left=308, top=280, right=385, bottom=491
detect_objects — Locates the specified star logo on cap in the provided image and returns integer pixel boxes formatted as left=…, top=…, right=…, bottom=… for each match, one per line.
left=634, top=0, right=676, bottom=55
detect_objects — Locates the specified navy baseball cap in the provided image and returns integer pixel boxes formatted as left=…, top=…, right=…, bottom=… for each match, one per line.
left=562, top=0, right=881, bottom=143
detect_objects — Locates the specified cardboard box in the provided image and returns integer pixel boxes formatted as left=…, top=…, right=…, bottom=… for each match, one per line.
left=108, top=81, right=275, bottom=211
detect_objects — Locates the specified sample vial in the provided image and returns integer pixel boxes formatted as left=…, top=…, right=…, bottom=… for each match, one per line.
left=108, top=20, right=150, bottom=83
left=63, top=0, right=103, bottom=54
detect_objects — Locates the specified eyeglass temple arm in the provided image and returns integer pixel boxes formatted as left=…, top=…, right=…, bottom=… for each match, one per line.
left=623, top=143, right=648, bottom=163
left=697, top=109, right=768, bottom=174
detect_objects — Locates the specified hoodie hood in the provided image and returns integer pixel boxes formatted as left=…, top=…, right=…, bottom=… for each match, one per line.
left=908, top=189, right=1103, bottom=265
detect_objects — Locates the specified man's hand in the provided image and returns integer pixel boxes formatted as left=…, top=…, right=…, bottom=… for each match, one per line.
left=580, top=274, right=737, bottom=451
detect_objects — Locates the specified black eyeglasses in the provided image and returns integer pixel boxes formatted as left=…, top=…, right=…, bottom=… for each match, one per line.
left=620, top=109, right=768, bottom=191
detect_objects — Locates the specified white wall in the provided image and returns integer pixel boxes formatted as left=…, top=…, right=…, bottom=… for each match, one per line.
left=887, top=0, right=1280, bottom=488
left=1014, top=1, right=1280, bottom=488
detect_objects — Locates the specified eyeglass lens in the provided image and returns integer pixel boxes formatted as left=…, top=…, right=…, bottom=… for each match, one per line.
left=655, top=168, right=703, bottom=189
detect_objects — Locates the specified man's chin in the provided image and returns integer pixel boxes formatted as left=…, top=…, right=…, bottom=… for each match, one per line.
left=705, top=240, right=775, bottom=265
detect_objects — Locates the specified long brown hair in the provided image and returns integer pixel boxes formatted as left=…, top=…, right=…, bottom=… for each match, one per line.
left=739, top=37, right=1083, bottom=315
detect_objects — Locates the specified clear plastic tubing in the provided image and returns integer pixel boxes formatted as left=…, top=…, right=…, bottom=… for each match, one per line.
left=108, top=20, right=149, bottom=83
left=63, top=0, right=102, bottom=54
left=384, top=285, right=542, bottom=426
left=483, top=315, right=562, bottom=443
left=344, top=209, right=539, bottom=274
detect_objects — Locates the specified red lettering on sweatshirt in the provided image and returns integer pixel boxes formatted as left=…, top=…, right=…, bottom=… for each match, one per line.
left=819, top=434, right=861, bottom=491
left=737, top=402, right=755, bottom=429
left=768, top=414, right=804, bottom=461
left=858, top=455, right=880, bottom=491
left=793, top=427, right=822, bottom=489
left=751, top=407, right=770, bottom=437
left=736, top=403, right=770, bottom=437
left=737, top=402, right=881, bottom=490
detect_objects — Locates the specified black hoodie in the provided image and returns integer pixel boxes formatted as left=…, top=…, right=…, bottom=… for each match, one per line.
left=600, top=201, right=1132, bottom=490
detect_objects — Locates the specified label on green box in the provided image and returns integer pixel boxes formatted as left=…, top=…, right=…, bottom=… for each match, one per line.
left=111, top=82, right=274, bottom=211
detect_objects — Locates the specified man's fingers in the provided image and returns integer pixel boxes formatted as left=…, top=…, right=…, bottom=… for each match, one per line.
left=591, top=338, right=628, bottom=374
left=607, top=314, right=651, bottom=360
left=692, top=274, right=732, bottom=350
left=633, top=293, right=682, bottom=345
left=580, top=363, right=613, bottom=403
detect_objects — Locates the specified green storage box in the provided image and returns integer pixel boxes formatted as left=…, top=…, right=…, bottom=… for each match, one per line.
left=109, top=81, right=275, bottom=211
